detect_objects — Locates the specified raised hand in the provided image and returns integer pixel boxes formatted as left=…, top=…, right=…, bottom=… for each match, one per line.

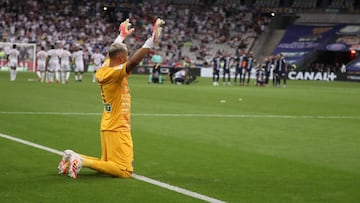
left=119, top=19, right=135, bottom=39
left=152, top=18, right=165, bottom=43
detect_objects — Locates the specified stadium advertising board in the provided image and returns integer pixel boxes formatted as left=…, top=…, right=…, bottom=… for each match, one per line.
left=347, top=60, right=360, bottom=72
left=320, top=25, right=360, bottom=52
left=342, top=56, right=360, bottom=81
left=200, top=68, right=356, bottom=82
left=273, top=24, right=342, bottom=66
left=286, top=71, right=360, bottom=82
left=345, top=74, right=360, bottom=81
left=288, top=71, right=337, bottom=81
left=0, top=60, right=34, bottom=72
left=320, top=25, right=360, bottom=81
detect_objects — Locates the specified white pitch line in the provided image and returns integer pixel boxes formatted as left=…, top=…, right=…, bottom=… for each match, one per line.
left=1, top=111, right=360, bottom=119
left=132, top=174, right=226, bottom=203
left=0, top=133, right=63, bottom=156
left=0, top=111, right=101, bottom=116
left=133, top=113, right=360, bottom=119
left=0, top=132, right=226, bottom=203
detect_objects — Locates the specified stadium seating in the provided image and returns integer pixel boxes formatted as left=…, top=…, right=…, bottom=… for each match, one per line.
left=2, top=0, right=356, bottom=68
left=0, top=0, right=268, bottom=67
left=254, top=0, right=280, bottom=8
left=291, top=0, right=318, bottom=8
left=328, top=0, right=354, bottom=9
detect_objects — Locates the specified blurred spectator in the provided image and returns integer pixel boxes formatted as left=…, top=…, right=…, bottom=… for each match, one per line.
left=341, top=63, right=346, bottom=73
left=0, top=0, right=269, bottom=67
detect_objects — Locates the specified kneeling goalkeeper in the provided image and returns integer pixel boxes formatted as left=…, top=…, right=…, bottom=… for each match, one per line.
left=57, top=18, right=165, bottom=179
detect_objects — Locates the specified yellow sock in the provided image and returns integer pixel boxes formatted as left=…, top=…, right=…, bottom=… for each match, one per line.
left=82, top=158, right=93, bottom=167
left=80, top=154, right=100, bottom=161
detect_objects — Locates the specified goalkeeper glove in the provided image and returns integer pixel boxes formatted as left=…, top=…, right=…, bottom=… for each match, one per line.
left=114, top=19, right=135, bottom=43
left=143, top=18, right=165, bottom=49
left=152, top=18, right=165, bottom=43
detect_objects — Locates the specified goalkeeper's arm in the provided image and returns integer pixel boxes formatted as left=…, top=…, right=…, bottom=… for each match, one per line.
left=126, top=18, right=165, bottom=74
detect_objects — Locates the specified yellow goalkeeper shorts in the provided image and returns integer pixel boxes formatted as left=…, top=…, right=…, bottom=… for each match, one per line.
left=100, top=130, right=134, bottom=172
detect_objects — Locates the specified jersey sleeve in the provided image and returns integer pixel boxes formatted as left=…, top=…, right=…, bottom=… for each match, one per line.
left=96, top=63, right=128, bottom=85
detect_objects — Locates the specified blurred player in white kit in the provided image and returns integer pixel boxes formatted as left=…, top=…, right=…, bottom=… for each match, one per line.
left=91, top=47, right=105, bottom=83
left=36, top=46, right=48, bottom=82
left=47, top=45, right=61, bottom=83
left=6, top=44, right=20, bottom=81
left=72, top=46, right=84, bottom=82
left=55, top=42, right=64, bottom=83
left=60, top=45, right=72, bottom=84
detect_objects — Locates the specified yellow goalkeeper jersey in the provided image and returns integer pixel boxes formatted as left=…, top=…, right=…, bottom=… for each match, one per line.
left=96, top=61, right=131, bottom=132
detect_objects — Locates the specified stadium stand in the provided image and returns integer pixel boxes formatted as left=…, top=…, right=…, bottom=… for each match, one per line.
left=0, top=0, right=358, bottom=69
left=291, top=0, right=318, bottom=9
left=254, top=0, right=280, bottom=8
left=0, top=0, right=269, bottom=67
left=328, top=0, right=354, bottom=9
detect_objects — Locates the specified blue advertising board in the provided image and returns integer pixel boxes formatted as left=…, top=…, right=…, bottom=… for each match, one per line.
left=273, top=24, right=343, bottom=66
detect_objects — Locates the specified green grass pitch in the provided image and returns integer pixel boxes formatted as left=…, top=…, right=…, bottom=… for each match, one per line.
left=0, top=71, right=360, bottom=203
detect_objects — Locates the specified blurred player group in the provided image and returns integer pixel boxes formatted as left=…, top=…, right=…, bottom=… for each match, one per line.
left=3, top=42, right=106, bottom=83
left=212, top=51, right=289, bottom=88
left=35, top=43, right=105, bottom=84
